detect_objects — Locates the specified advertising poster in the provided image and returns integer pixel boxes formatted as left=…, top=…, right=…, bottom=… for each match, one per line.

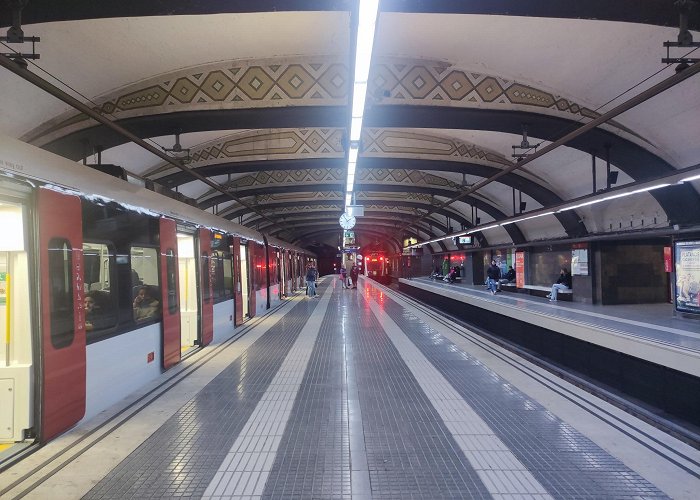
left=571, top=243, right=589, bottom=276
left=675, top=240, right=700, bottom=314
left=515, top=251, right=525, bottom=288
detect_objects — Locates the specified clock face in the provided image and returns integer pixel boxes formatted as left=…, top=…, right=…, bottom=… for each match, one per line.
left=339, top=213, right=356, bottom=229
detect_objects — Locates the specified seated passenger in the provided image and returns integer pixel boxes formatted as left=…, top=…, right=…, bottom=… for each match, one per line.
left=497, top=266, right=516, bottom=290
left=547, top=268, right=572, bottom=302
left=133, top=286, right=160, bottom=323
left=84, top=293, right=100, bottom=331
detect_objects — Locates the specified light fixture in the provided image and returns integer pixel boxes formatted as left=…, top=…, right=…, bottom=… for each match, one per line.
left=345, top=0, right=379, bottom=210
left=679, top=173, right=700, bottom=183
left=512, top=124, right=540, bottom=161
left=662, top=1, right=700, bottom=71
left=162, top=131, right=191, bottom=164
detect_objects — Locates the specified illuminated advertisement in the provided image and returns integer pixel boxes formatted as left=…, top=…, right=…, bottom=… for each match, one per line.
left=675, top=240, right=700, bottom=314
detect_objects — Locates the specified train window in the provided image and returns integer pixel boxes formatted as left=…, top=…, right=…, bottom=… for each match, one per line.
left=130, top=246, right=161, bottom=324
left=48, top=238, right=74, bottom=349
left=202, top=252, right=211, bottom=302
left=83, top=242, right=117, bottom=335
left=212, top=249, right=233, bottom=302
left=165, top=249, right=177, bottom=314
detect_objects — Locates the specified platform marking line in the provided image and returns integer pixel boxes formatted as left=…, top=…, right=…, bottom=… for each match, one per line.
left=202, top=287, right=331, bottom=499
left=0, top=293, right=304, bottom=499
left=365, top=294, right=554, bottom=499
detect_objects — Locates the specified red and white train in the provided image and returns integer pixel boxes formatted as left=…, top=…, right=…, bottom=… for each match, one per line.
left=0, top=134, right=313, bottom=458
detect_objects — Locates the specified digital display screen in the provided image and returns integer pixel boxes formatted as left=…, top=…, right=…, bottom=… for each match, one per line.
left=458, top=236, right=472, bottom=244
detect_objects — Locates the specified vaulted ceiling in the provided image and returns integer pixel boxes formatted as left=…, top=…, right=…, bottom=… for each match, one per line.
left=1, top=0, right=699, bottom=253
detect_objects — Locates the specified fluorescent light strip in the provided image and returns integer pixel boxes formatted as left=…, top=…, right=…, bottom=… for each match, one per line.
left=346, top=0, right=380, bottom=209
left=557, top=183, right=670, bottom=212
left=501, top=211, right=555, bottom=226
left=404, top=174, right=692, bottom=250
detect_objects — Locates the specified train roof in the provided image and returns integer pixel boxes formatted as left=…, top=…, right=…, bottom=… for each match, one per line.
left=0, top=133, right=312, bottom=256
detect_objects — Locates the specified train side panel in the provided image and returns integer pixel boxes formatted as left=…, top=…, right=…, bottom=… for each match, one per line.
left=85, top=324, right=161, bottom=420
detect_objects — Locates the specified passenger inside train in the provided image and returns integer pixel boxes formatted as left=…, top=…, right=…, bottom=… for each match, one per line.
left=132, top=286, right=160, bottom=323
left=84, top=293, right=102, bottom=332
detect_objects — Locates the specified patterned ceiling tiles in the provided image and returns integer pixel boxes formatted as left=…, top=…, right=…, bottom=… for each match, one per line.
left=147, top=128, right=345, bottom=180
left=197, top=166, right=490, bottom=207
left=148, top=127, right=511, bottom=183
left=24, top=56, right=648, bottom=152
left=23, top=57, right=349, bottom=147
left=368, top=57, right=648, bottom=147
left=362, top=128, right=511, bottom=166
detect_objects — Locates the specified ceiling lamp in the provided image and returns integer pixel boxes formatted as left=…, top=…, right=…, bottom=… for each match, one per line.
left=345, top=0, right=379, bottom=211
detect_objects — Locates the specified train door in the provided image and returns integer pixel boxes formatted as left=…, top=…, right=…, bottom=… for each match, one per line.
left=279, top=250, right=286, bottom=298
left=232, top=237, right=243, bottom=326
left=240, top=243, right=250, bottom=319
left=197, top=228, right=213, bottom=346
left=0, top=194, right=34, bottom=453
left=37, top=188, right=86, bottom=441
left=249, top=243, right=258, bottom=317
left=159, top=219, right=180, bottom=369
left=177, top=231, right=199, bottom=355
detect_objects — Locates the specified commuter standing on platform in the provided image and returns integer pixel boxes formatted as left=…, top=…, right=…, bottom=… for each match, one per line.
left=306, top=263, right=318, bottom=298
left=340, top=265, right=348, bottom=289
left=486, top=260, right=501, bottom=295
left=547, top=268, right=572, bottom=302
left=350, top=264, right=359, bottom=289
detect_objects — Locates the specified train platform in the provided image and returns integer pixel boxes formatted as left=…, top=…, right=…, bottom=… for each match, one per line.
left=1, top=277, right=699, bottom=499
left=399, top=277, right=700, bottom=374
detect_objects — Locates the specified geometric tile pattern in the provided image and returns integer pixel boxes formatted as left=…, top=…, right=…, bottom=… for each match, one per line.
left=369, top=58, right=640, bottom=140
left=197, top=167, right=345, bottom=205
left=83, top=299, right=315, bottom=499
left=366, top=293, right=552, bottom=498
left=72, top=279, right=673, bottom=498
left=206, top=168, right=464, bottom=209
left=261, top=284, right=352, bottom=498
left=349, top=285, right=492, bottom=498
left=202, top=287, right=331, bottom=498
left=147, top=128, right=345, bottom=181
left=363, top=128, right=512, bottom=168
left=373, top=287, right=669, bottom=499
left=24, top=57, right=348, bottom=146
left=359, top=168, right=466, bottom=191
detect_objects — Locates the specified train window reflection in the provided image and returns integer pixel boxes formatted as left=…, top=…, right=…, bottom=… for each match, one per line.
left=202, top=252, right=211, bottom=303
left=130, top=246, right=161, bottom=323
left=166, top=249, right=177, bottom=314
left=212, top=249, right=232, bottom=302
left=83, top=242, right=117, bottom=334
left=48, top=238, right=74, bottom=349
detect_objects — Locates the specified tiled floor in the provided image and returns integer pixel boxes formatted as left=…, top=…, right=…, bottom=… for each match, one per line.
left=3, top=277, right=699, bottom=499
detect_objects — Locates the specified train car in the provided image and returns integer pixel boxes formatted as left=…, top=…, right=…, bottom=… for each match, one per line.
left=365, top=251, right=393, bottom=285
left=0, top=133, right=312, bottom=463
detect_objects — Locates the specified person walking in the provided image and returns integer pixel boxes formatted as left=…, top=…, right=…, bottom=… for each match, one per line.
left=350, top=264, right=359, bottom=289
left=306, top=264, right=319, bottom=298
left=486, top=260, right=500, bottom=295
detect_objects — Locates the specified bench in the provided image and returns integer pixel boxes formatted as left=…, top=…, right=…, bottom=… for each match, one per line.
left=500, top=283, right=572, bottom=301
